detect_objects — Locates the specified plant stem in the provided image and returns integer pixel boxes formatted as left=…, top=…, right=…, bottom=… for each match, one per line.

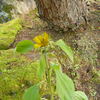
left=45, top=53, right=54, bottom=100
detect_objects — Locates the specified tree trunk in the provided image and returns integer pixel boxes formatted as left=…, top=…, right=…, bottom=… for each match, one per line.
left=35, top=0, right=89, bottom=31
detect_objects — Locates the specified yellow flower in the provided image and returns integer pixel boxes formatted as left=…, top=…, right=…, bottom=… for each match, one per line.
left=33, top=32, right=49, bottom=48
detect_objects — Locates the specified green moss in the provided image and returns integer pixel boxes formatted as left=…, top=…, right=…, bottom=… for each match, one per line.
left=0, top=49, right=39, bottom=100
left=0, top=18, right=22, bottom=50
left=92, top=70, right=100, bottom=84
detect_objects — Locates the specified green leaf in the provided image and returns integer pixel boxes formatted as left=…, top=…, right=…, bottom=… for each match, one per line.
left=56, top=39, right=74, bottom=62
left=50, top=62, right=60, bottom=71
left=55, top=70, right=75, bottom=100
left=23, top=84, right=40, bottom=100
left=38, top=54, right=47, bottom=79
left=16, top=40, right=34, bottom=53
left=73, top=91, right=88, bottom=100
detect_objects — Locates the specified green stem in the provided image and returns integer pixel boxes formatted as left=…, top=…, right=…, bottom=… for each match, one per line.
left=44, top=53, right=54, bottom=100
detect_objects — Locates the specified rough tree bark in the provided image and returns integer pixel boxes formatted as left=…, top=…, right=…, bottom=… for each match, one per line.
left=35, top=0, right=89, bottom=31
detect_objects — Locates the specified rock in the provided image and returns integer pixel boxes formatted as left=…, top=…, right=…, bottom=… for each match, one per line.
left=3, top=0, right=36, bottom=17
left=0, top=18, right=22, bottom=50
left=0, top=1, right=13, bottom=23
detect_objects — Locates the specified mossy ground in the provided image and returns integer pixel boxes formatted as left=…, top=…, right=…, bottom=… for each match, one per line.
left=0, top=49, right=39, bottom=100
left=0, top=18, right=22, bottom=50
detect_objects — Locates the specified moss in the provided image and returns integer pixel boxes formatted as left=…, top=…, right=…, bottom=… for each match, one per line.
left=0, top=49, right=39, bottom=100
left=0, top=18, right=22, bottom=50
left=92, top=70, right=100, bottom=84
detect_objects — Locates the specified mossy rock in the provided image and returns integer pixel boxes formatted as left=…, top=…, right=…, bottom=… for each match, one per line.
left=0, top=49, right=39, bottom=100
left=0, top=18, right=22, bottom=50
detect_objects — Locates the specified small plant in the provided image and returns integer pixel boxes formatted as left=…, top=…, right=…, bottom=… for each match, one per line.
left=16, top=32, right=88, bottom=100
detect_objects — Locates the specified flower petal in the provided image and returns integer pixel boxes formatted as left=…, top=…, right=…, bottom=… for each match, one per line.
left=34, top=44, right=41, bottom=48
left=33, top=35, right=42, bottom=44
left=33, top=32, right=49, bottom=48
left=44, top=32, right=49, bottom=40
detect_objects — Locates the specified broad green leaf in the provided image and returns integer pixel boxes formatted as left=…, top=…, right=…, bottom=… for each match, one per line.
left=16, top=40, right=34, bottom=53
left=55, top=70, right=75, bottom=100
left=56, top=39, right=74, bottom=62
left=23, top=84, right=40, bottom=100
left=73, top=91, right=88, bottom=100
left=50, top=62, right=60, bottom=71
left=38, top=54, right=47, bottom=79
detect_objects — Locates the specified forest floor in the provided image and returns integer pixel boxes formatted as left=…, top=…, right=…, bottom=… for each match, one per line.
left=8, top=1, right=100, bottom=100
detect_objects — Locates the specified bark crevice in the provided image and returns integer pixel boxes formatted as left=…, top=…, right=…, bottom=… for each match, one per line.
left=35, top=0, right=89, bottom=31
